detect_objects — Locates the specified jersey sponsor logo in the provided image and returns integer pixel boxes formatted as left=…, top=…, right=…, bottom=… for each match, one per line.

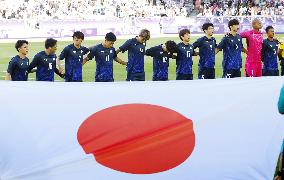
left=101, top=51, right=105, bottom=53
left=110, top=50, right=113, bottom=54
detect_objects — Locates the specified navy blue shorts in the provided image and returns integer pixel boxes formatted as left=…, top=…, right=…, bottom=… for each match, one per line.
left=95, top=79, right=114, bottom=82
left=176, top=73, right=193, bottom=80
left=223, top=69, right=241, bottom=78
left=262, top=69, right=279, bottom=76
left=200, top=67, right=215, bottom=79
left=152, top=76, right=168, bottom=81
left=126, top=72, right=145, bottom=81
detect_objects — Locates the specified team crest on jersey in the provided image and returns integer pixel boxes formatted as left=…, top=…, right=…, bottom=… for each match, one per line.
left=160, top=52, right=163, bottom=54
left=110, top=50, right=113, bottom=53
left=101, top=51, right=104, bottom=53
left=73, top=51, right=76, bottom=54
left=231, top=40, right=233, bottom=42
left=81, top=50, right=83, bottom=54
left=53, top=58, right=56, bottom=61
left=190, top=47, right=192, bottom=49
left=210, top=45, right=213, bottom=48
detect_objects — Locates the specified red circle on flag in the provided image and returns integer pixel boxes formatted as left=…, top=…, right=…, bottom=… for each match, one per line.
left=77, top=104, right=195, bottom=174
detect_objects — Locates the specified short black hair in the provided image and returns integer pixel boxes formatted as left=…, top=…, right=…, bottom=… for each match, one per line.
left=165, top=40, right=177, bottom=54
left=72, top=31, right=84, bottom=40
left=228, top=19, right=239, bottom=30
left=45, top=38, right=57, bottom=49
left=265, top=26, right=274, bottom=33
left=179, top=29, right=190, bottom=41
left=139, top=29, right=150, bottom=41
left=15, top=40, right=28, bottom=52
left=202, top=22, right=214, bottom=32
left=105, top=32, right=116, bottom=42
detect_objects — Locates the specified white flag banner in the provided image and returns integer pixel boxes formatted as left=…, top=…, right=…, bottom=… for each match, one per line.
left=0, top=77, right=284, bottom=180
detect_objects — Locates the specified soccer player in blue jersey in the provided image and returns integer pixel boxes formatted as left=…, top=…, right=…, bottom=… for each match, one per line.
left=57, top=31, right=89, bottom=82
left=175, top=29, right=198, bottom=80
left=28, top=38, right=64, bottom=81
left=145, top=40, right=177, bottom=81
left=5, top=40, right=29, bottom=81
left=261, top=26, right=279, bottom=76
left=216, top=19, right=243, bottom=78
left=83, top=32, right=126, bottom=82
left=193, top=23, right=217, bottom=79
left=116, top=29, right=150, bottom=81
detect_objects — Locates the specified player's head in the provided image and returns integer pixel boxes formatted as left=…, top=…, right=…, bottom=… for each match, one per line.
left=139, top=29, right=150, bottom=43
left=252, top=18, right=262, bottom=30
left=179, top=29, right=190, bottom=42
left=15, top=40, right=29, bottom=55
left=165, top=40, right=177, bottom=54
left=45, top=38, right=57, bottom=54
left=104, top=32, right=116, bottom=48
left=265, top=26, right=275, bottom=38
left=202, top=23, right=214, bottom=36
left=228, top=19, right=239, bottom=32
left=72, top=31, right=84, bottom=46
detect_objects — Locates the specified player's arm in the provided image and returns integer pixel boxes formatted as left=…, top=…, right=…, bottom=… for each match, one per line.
left=242, top=47, right=247, bottom=54
left=54, top=68, right=65, bottom=78
left=28, top=54, right=39, bottom=73
left=145, top=47, right=156, bottom=57
left=114, top=57, right=127, bottom=65
left=278, top=47, right=283, bottom=60
left=5, top=73, right=11, bottom=80
left=240, top=31, right=249, bottom=38
left=216, top=37, right=225, bottom=54
left=83, top=47, right=96, bottom=65
left=261, top=40, right=266, bottom=62
left=5, top=60, right=14, bottom=80
left=117, top=39, right=132, bottom=55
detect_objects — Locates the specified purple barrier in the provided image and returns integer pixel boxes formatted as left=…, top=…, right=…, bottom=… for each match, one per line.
left=0, top=16, right=284, bottom=39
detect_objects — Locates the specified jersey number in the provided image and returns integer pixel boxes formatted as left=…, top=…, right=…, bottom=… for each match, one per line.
left=106, top=55, right=110, bottom=62
left=48, top=63, right=52, bottom=70
left=163, top=57, right=167, bottom=63
left=187, top=51, right=191, bottom=58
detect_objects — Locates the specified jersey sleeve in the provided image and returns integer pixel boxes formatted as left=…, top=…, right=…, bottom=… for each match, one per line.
left=7, top=58, right=15, bottom=74
left=145, top=46, right=157, bottom=57
left=240, top=31, right=250, bottom=38
left=87, top=46, right=97, bottom=60
left=59, top=47, right=68, bottom=60
left=192, top=38, right=202, bottom=49
left=119, top=39, right=132, bottom=53
left=28, top=53, right=40, bottom=72
left=217, top=37, right=226, bottom=50
left=83, top=46, right=90, bottom=55
left=261, top=40, right=266, bottom=62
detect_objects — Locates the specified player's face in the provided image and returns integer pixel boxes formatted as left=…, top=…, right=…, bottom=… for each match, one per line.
left=49, top=43, right=57, bottom=54
left=253, top=21, right=262, bottom=30
left=267, top=28, right=275, bottom=38
left=19, top=43, right=29, bottom=55
left=231, top=25, right=239, bottom=32
left=73, top=37, right=83, bottom=46
left=105, top=40, right=115, bottom=48
left=205, top=26, right=214, bottom=36
left=182, top=33, right=190, bottom=42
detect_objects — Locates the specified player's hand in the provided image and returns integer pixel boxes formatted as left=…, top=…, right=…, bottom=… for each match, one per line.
left=58, top=66, right=65, bottom=74
left=59, top=73, right=65, bottom=79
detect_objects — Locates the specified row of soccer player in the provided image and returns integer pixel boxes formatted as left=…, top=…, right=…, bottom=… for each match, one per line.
left=5, top=19, right=284, bottom=82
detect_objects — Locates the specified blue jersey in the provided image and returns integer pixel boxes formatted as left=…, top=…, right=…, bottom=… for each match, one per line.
left=59, top=44, right=89, bottom=82
left=7, top=55, right=29, bottom=81
left=217, top=34, right=243, bottom=70
left=193, top=36, right=216, bottom=68
left=146, top=45, right=172, bottom=80
left=119, top=37, right=145, bottom=73
left=29, top=51, right=57, bottom=81
left=262, top=39, right=279, bottom=71
left=176, top=42, right=195, bottom=75
left=87, top=44, right=117, bottom=81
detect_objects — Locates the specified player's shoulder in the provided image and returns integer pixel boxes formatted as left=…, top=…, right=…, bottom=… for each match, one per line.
left=35, top=51, right=45, bottom=58
left=10, top=55, right=20, bottom=63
